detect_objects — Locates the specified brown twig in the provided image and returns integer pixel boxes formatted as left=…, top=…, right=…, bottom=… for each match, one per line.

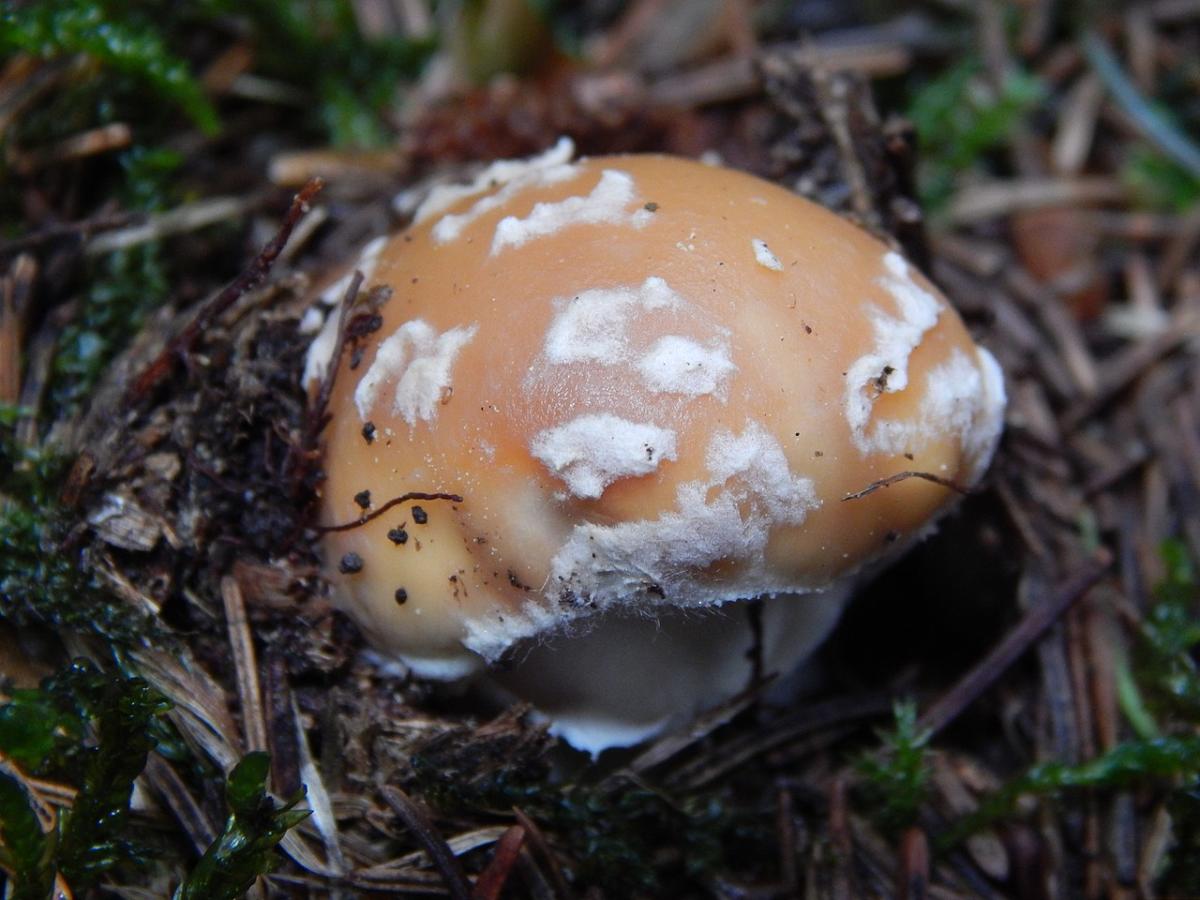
left=0, top=210, right=135, bottom=257
left=898, top=827, right=930, bottom=900
left=626, top=677, right=770, bottom=776
left=221, top=576, right=268, bottom=754
left=85, top=195, right=257, bottom=256
left=842, top=470, right=971, bottom=501
left=317, top=490, right=464, bottom=533
left=127, top=178, right=323, bottom=401
left=917, top=550, right=1113, bottom=737
left=828, top=777, right=854, bottom=900
left=512, top=807, right=573, bottom=899
left=0, top=253, right=35, bottom=405
left=776, top=788, right=799, bottom=894
left=470, top=824, right=526, bottom=900
left=143, top=754, right=216, bottom=853
left=671, top=693, right=893, bottom=789
left=380, top=785, right=472, bottom=900
left=8, top=122, right=132, bottom=174
left=1060, top=322, right=1193, bottom=431
left=945, top=177, right=1127, bottom=223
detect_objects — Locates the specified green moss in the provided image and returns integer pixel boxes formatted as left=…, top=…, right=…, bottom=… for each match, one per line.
left=942, top=735, right=1200, bottom=850
left=907, top=57, right=1043, bottom=212
left=0, top=405, right=159, bottom=646
left=173, top=752, right=309, bottom=900
left=1137, top=540, right=1200, bottom=725
left=855, top=699, right=932, bottom=836
left=1163, top=786, right=1200, bottom=890
left=38, top=143, right=183, bottom=418
left=231, top=0, right=434, bottom=147
left=0, top=770, right=56, bottom=900
left=0, top=661, right=173, bottom=893
left=0, top=0, right=218, bottom=135
left=410, top=747, right=770, bottom=892
left=1138, top=540, right=1200, bottom=892
left=0, top=662, right=307, bottom=896
left=1125, top=146, right=1200, bottom=212
left=49, top=241, right=171, bottom=417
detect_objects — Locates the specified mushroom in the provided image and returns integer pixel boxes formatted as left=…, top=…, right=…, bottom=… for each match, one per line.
left=306, top=140, right=1006, bottom=754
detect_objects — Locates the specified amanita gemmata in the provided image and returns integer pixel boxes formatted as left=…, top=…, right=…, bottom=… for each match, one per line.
left=304, top=139, right=1006, bottom=754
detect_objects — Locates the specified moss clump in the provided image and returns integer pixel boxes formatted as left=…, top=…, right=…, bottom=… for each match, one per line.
left=173, top=752, right=309, bottom=900
left=855, top=699, right=932, bottom=836
left=0, top=405, right=158, bottom=646
left=0, top=660, right=172, bottom=893
left=409, top=733, right=771, bottom=893
left=907, top=57, right=1043, bottom=211
left=227, top=0, right=433, bottom=147
left=0, top=0, right=219, bottom=136
left=0, top=661, right=308, bottom=897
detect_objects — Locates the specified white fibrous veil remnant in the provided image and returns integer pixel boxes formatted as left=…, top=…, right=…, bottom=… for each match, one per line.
left=530, top=414, right=678, bottom=499
left=544, top=421, right=820, bottom=617
left=843, top=252, right=944, bottom=454
left=354, top=319, right=478, bottom=426
left=415, top=137, right=577, bottom=234
left=491, top=169, right=655, bottom=254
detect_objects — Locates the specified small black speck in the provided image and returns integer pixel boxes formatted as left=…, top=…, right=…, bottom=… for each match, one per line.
left=362, top=421, right=376, bottom=443
left=904, top=452, right=914, bottom=461
left=814, top=450, right=824, bottom=458
left=449, top=574, right=457, bottom=582
left=804, top=324, right=813, bottom=334
left=347, top=313, right=383, bottom=339
left=411, top=277, right=419, bottom=283
left=349, top=346, right=364, bottom=369
left=387, top=527, right=408, bottom=545
left=644, top=201, right=659, bottom=212
left=873, top=364, right=895, bottom=392
left=412, top=506, right=428, bottom=525
left=353, top=490, right=371, bottom=509
left=394, top=588, right=408, bottom=604
left=885, top=530, right=901, bottom=543
left=339, top=553, right=363, bottom=574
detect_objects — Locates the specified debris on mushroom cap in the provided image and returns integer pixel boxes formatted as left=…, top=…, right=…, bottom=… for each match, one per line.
left=307, top=139, right=1006, bottom=753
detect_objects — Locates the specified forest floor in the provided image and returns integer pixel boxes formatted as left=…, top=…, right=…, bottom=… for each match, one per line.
left=2, top=1, right=1200, bottom=898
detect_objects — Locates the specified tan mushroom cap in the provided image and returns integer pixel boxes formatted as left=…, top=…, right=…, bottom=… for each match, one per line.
left=310, top=145, right=1005, bottom=750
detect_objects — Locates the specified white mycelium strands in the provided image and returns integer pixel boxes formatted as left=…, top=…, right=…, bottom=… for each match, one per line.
left=312, top=143, right=1006, bottom=752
